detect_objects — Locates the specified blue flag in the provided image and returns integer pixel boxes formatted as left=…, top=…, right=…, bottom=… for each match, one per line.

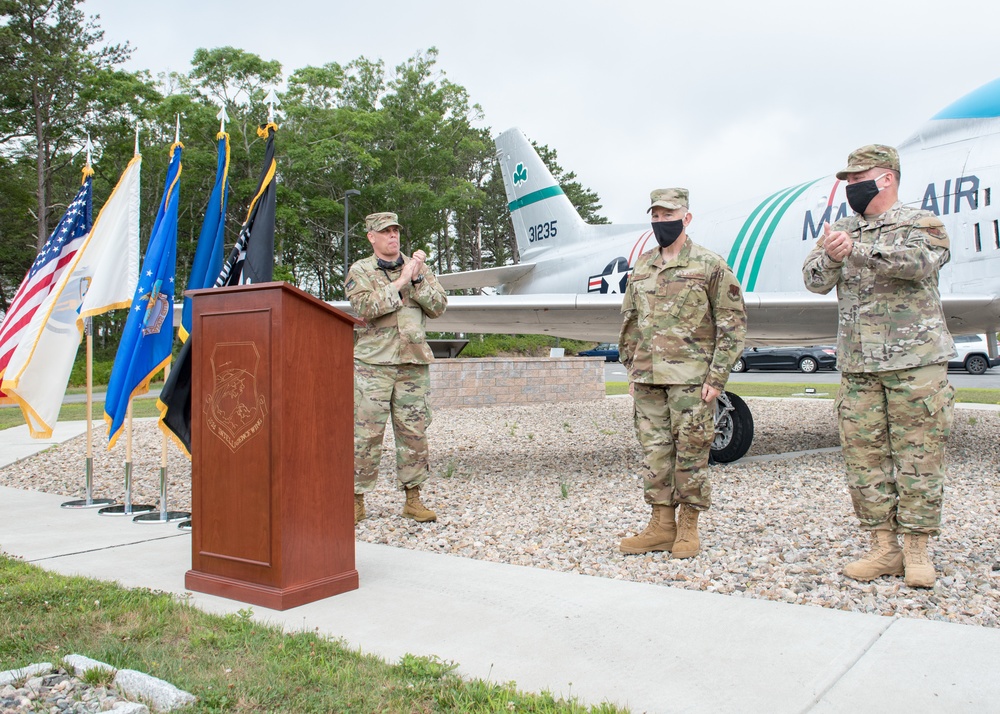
left=105, top=142, right=182, bottom=449
left=178, top=132, right=229, bottom=342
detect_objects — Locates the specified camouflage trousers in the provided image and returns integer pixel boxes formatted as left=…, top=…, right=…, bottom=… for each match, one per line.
left=354, top=361, right=432, bottom=493
left=632, top=382, right=714, bottom=509
left=835, top=363, right=954, bottom=535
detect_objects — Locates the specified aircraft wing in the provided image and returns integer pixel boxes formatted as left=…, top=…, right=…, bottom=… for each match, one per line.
left=330, top=292, right=1000, bottom=345
left=422, top=293, right=841, bottom=345
left=330, top=293, right=625, bottom=342
left=437, top=263, right=536, bottom=291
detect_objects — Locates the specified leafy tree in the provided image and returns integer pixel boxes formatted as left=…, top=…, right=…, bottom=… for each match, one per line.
left=364, top=49, right=490, bottom=277
left=179, top=47, right=284, bottom=287
left=0, top=17, right=611, bottom=313
left=279, top=60, right=380, bottom=298
left=0, top=156, right=36, bottom=311
left=533, top=141, right=609, bottom=225
left=0, top=0, right=137, bottom=248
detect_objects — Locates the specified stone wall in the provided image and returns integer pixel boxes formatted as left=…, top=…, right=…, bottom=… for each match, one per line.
left=429, top=357, right=606, bottom=408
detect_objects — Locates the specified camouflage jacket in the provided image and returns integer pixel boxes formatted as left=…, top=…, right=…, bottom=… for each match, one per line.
left=346, top=253, right=448, bottom=365
left=802, top=201, right=956, bottom=372
left=619, top=238, right=746, bottom=390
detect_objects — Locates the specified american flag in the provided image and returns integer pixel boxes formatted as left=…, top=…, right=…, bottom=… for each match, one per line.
left=0, top=178, right=92, bottom=397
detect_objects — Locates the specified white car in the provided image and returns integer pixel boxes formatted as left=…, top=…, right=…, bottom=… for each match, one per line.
left=949, top=334, right=1000, bottom=375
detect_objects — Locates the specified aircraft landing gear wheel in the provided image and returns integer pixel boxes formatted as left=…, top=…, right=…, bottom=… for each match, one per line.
left=711, top=391, right=754, bottom=463
left=798, top=356, right=818, bottom=373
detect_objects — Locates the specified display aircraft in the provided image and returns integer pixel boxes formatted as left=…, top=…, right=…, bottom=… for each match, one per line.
left=337, top=77, right=1000, bottom=462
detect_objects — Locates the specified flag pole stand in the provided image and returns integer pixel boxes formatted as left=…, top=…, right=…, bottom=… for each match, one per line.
left=62, top=319, right=114, bottom=509
left=132, top=465, right=189, bottom=523
left=134, top=399, right=189, bottom=523
left=99, top=400, right=154, bottom=516
left=61, top=456, right=115, bottom=509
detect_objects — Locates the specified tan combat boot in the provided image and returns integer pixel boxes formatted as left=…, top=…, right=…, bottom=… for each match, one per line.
left=402, top=486, right=437, bottom=522
left=672, top=504, right=701, bottom=559
left=843, top=530, right=903, bottom=581
left=619, top=504, right=676, bottom=554
left=354, top=494, right=366, bottom=524
left=902, top=533, right=936, bottom=588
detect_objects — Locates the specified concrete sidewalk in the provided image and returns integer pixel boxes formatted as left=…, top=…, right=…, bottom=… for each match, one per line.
left=2, top=423, right=998, bottom=713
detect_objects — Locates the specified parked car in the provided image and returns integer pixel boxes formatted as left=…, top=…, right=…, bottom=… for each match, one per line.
left=577, top=342, right=620, bottom=362
left=731, top=345, right=836, bottom=374
left=949, top=334, right=1000, bottom=374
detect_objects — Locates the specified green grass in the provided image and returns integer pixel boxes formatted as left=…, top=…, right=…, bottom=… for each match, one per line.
left=0, top=556, right=625, bottom=713
left=606, top=381, right=1000, bottom=404
left=437, top=333, right=594, bottom=358
left=64, top=381, right=163, bottom=396
left=0, top=398, right=162, bottom=431
left=726, top=382, right=837, bottom=399
left=727, top=381, right=1000, bottom=405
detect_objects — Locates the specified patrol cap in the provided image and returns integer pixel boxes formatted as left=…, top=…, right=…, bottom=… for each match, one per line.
left=647, top=188, right=689, bottom=212
left=366, top=212, right=402, bottom=232
left=836, top=144, right=900, bottom=180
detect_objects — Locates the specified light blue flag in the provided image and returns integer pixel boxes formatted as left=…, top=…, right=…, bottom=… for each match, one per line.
left=178, top=132, right=229, bottom=342
left=105, top=142, right=182, bottom=449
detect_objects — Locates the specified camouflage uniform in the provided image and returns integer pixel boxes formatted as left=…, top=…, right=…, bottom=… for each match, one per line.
left=802, top=201, right=956, bottom=535
left=620, top=237, right=746, bottom=508
left=347, top=251, right=447, bottom=493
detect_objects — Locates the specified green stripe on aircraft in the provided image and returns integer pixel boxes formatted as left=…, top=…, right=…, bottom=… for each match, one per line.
left=735, top=184, right=802, bottom=283
left=728, top=180, right=823, bottom=287
left=727, top=187, right=788, bottom=268
left=745, top=179, right=822, bottom=291
left=508, top=186, right=565, bottom=212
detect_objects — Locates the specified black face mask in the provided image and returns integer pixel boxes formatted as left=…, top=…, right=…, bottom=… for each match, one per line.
left=376, top=255, right=404, bottom=270
left=652, top=219, right=684, bottom=248
left=845, top=176, right=884, bottom=215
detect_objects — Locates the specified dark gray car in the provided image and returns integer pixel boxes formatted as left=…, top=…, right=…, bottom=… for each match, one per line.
left=731, top=345, right=837, bottom=374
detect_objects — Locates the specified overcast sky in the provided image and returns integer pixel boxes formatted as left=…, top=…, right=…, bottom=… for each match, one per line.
left=83, top=0, right=1000, bottom=223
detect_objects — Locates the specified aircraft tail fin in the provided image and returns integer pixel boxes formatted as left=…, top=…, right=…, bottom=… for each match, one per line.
left=495, top=128, right=587, bottom=261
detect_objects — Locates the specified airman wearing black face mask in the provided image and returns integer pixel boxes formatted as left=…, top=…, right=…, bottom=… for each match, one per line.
left=802, top=144, right=956, bottom=589
left=618, top=188, right=747, bottom=560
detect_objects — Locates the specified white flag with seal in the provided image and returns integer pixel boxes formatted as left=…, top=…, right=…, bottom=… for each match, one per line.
left=2, top=156, right=141, bottom=438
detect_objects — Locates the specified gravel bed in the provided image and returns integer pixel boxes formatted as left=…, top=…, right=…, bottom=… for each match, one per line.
left=3, top=397, right=999, bottom=628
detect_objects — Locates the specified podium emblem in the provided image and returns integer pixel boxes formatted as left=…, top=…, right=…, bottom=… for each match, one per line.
left=205, top=341, right=268, bottom=452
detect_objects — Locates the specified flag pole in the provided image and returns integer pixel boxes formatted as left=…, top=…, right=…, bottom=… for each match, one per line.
left=99, top=399, right=154, bottom=516
left=61, top=151, right=114, bottom=510
left=134, top=362, right=189, bottom=523
left=61, top=312, right=115, bottom=508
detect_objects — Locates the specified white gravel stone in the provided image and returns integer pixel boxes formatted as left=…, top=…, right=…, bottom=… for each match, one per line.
left=3, top=398, right=999, bottom=629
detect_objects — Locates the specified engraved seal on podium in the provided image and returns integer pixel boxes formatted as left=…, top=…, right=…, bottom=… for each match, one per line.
left=204, top=341, right=268, bottom=452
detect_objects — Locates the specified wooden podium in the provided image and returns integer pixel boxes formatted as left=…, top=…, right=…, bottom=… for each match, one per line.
left=185, top=282, right=362, bottom=610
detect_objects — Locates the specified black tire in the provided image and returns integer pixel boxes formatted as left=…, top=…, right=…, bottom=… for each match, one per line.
left=965, top=354, right=989, bottom=375
left=731, top=357, right=747, bottom=373
left=711, top=391, right=754, bottom=463
left=798, top=356, right=818, bottom=373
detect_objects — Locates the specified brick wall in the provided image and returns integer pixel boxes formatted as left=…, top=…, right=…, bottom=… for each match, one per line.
left=429, top=357, right=606, bottom=408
